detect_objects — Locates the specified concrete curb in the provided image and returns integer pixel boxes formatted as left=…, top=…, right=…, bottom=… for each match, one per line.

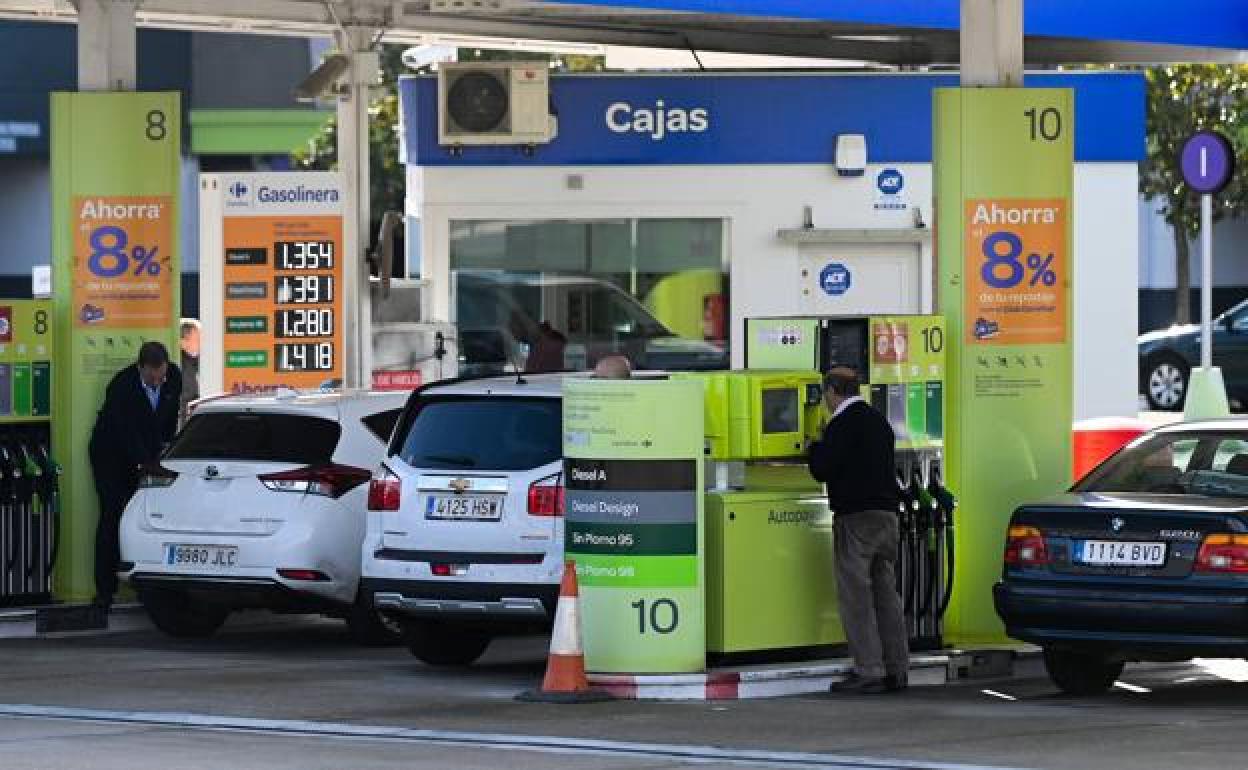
left=587, top=654, right=950, bottom=700
left=0, top=604, right=300, bottom=640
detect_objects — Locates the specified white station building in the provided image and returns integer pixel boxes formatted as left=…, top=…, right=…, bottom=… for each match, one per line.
left=399, top=71, right=1144, bottom=420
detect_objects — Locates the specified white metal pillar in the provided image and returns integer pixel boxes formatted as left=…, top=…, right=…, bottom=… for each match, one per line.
left=335, top=25, right=378, bottom=389
left=960, top=0, right=1024, bottom=87
left=75, top=0, right=137, bottom=91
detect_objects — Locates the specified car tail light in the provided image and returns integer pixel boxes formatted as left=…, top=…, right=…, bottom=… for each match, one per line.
left=277, top=568, right=330, bottom=582
left=258, top=464, right=371, bottom=499
left=138, top=464, right=179, bottom=489
left=1196, top=533, right=1248, bottom=573
left=368, top=465, right=402, bottom=511
left=527, top=472, right=565, bottom=517
left=1004, top=525, right=1049, bottom=567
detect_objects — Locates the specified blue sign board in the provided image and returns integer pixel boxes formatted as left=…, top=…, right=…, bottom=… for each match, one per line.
left=819, top=263, right=852, bottom=297
left=402, top=73, right=1144, bottom=167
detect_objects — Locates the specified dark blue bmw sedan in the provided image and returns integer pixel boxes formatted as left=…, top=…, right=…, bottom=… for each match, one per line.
left=995, top=420, right=1248, bottom=694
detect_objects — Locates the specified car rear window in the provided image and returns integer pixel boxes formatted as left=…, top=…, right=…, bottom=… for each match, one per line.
left=167, top=412, right=341, bottom=465
left=361, top=408, right=402, bottom=443
left=396, top=396, right=561, bottom=471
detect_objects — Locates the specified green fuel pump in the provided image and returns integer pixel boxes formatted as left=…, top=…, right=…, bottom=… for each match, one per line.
left=0, top=300, right=58, bottom=605
left=733, top=314, right=954, bottom=654
left=667, top=369, right=839, bottom=656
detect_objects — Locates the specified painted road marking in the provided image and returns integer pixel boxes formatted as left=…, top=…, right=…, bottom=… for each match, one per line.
left=0, top=703, right=1030, bottom=770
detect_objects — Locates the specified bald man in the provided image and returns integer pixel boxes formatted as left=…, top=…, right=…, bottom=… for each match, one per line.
left=593, top=355, right=632, bottom=380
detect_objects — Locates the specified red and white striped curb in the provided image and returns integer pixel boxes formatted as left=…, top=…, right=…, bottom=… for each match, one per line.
left=588, top=654, right=950, bottom=700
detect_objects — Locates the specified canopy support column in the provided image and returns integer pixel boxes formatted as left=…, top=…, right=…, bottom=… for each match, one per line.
left=335, top=25, right=378, bottom=389
left=960, top=0, right=1023, bottom=86
left=75, top=0, right=137, bottom=91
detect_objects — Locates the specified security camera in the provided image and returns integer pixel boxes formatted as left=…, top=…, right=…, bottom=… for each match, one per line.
left=401, top=45, right=456, bottom=71
left=293, top=54, right=350, bottom=102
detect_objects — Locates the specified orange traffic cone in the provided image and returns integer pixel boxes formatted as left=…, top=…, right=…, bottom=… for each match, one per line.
left=517, top=560, right=612, bottom=703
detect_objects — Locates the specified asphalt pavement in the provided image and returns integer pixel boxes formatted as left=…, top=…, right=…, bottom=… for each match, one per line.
left=2, top=616, right=1248, bottom=769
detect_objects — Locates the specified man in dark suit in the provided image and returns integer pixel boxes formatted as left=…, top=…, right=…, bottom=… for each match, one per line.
left=807, top=367, right=907, bottom=695
left=89, top=341, right=182, bottom=609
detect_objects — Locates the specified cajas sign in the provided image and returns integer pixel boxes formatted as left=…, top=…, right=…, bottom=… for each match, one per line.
left=605, top=100, right=710, bottom=141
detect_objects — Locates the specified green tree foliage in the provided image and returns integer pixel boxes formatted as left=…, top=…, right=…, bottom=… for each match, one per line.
left=293, top=46, right=603, bottom=246
left=1141, top=65, right=1248, bottom=325
left=293, top=46, right=406, bottom=245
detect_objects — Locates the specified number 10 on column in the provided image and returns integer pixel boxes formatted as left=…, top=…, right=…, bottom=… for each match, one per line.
left=578, top=585, right=704, bottom=673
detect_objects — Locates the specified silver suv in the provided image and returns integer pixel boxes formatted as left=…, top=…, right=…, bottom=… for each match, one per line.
left=360, top=373, right=568, bottom=665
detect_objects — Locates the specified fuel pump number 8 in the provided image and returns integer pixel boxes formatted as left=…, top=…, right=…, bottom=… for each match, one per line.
left=631, top=597, right=679, bottom=634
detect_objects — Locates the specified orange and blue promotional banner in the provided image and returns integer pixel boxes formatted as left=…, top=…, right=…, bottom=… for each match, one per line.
left=51, top=92, right=181, bottom=601
left=964, top=198, right=1067, bottom=346
left=71, top=195, right=175, bottom=329
left=934, top=87, right=1073, bottom=646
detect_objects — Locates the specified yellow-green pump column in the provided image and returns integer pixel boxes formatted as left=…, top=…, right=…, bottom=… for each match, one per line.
left=934, top=87, right=1074, bottom=645
left=51, top=93, right=181, bottom=601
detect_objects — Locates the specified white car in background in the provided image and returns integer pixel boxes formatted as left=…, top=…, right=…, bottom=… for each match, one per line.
left=120, top=390, right=407, bottom=642
left=361, top=373, right=568, bottom=666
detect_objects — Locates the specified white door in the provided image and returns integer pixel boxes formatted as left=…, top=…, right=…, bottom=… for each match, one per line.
left=796, top=244, right=921, bottom=316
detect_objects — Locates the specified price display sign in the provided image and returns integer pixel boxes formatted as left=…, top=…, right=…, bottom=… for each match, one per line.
left=217, top=173, right=343, bottom=392
left=562, top=378, right=705, bottom=674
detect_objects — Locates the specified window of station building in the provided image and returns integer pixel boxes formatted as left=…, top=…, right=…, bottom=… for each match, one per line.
left=449, top=218, right=729, bottom=376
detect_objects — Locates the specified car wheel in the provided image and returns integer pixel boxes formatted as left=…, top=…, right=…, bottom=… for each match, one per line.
left=139, top=588, right=229, bottom=639
left=344, top=597, right=403, bottom=646
left=400, top=620, right=492, bottom=666
left=1043, top=646, right=1123, bottom=695
left=1144, top=355, right=1189, bottom=411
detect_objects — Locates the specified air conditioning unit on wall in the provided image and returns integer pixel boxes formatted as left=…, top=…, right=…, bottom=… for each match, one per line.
left=438, top=62, right=558, bottom=147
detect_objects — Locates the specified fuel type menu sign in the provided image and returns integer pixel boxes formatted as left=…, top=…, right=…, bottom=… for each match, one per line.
left=0, top=301, right=53, bottom=419
left=563, top=378, right=705, bottom=674
left=215, top=173, right=343, bottom=393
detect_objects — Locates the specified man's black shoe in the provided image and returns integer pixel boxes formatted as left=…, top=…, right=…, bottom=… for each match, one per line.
left=828, top=673, right=889, bottom=695
left=885, top=673, right=909, bottom=692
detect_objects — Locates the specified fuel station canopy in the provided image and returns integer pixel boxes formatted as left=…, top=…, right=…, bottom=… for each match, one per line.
left=1, top=1, right=1245, bottom=62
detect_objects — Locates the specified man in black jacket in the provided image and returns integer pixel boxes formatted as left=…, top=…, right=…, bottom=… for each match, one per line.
left=807, top=367, right=907, bottom=694
left=89, top=341, right=182, bottom=609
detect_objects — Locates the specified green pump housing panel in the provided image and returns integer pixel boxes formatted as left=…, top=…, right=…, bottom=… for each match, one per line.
left=673, top=370, right=825, bottom=461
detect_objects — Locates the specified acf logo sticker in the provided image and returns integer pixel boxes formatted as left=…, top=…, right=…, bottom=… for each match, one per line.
left=819, top=263, right=852, bottom=297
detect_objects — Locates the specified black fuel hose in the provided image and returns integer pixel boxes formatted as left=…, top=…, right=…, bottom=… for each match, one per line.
left=0, top=449, right=19, bottom=579
left=898, top=478, right=920, bottom=616
left=931, top=482, right=957, bottom=618
left=894, top=484, right=910, bottom=605
left=914, top=472, right=939, bottom=620
left=8, top=459, right=32, bottom=576
left=37, top=449, right=61, bottom=581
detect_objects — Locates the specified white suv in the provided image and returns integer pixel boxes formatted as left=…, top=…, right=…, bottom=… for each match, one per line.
left=120, top=390, right=408, bottom=642
left=361, top=373, right=568, bottom=665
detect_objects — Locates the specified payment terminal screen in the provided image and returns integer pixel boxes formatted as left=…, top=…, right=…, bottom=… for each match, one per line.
left=761, top=388, right=800, bottom=434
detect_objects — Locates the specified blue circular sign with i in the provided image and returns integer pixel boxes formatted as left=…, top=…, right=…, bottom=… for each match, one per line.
left=819, top=263, right=852, bottom=297
left=1180, top=130, right=1235, bottom=195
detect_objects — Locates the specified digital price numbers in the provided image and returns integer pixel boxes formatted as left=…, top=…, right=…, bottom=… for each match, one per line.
left=275, top=240, right=334, bottom=271
left=276, top=307, right=333, bottom=338
left=274, top=342, right=334, bottom=372
left=273, top=240, right=335, bottom=372
left=274, top=274, right=334, bottom=305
